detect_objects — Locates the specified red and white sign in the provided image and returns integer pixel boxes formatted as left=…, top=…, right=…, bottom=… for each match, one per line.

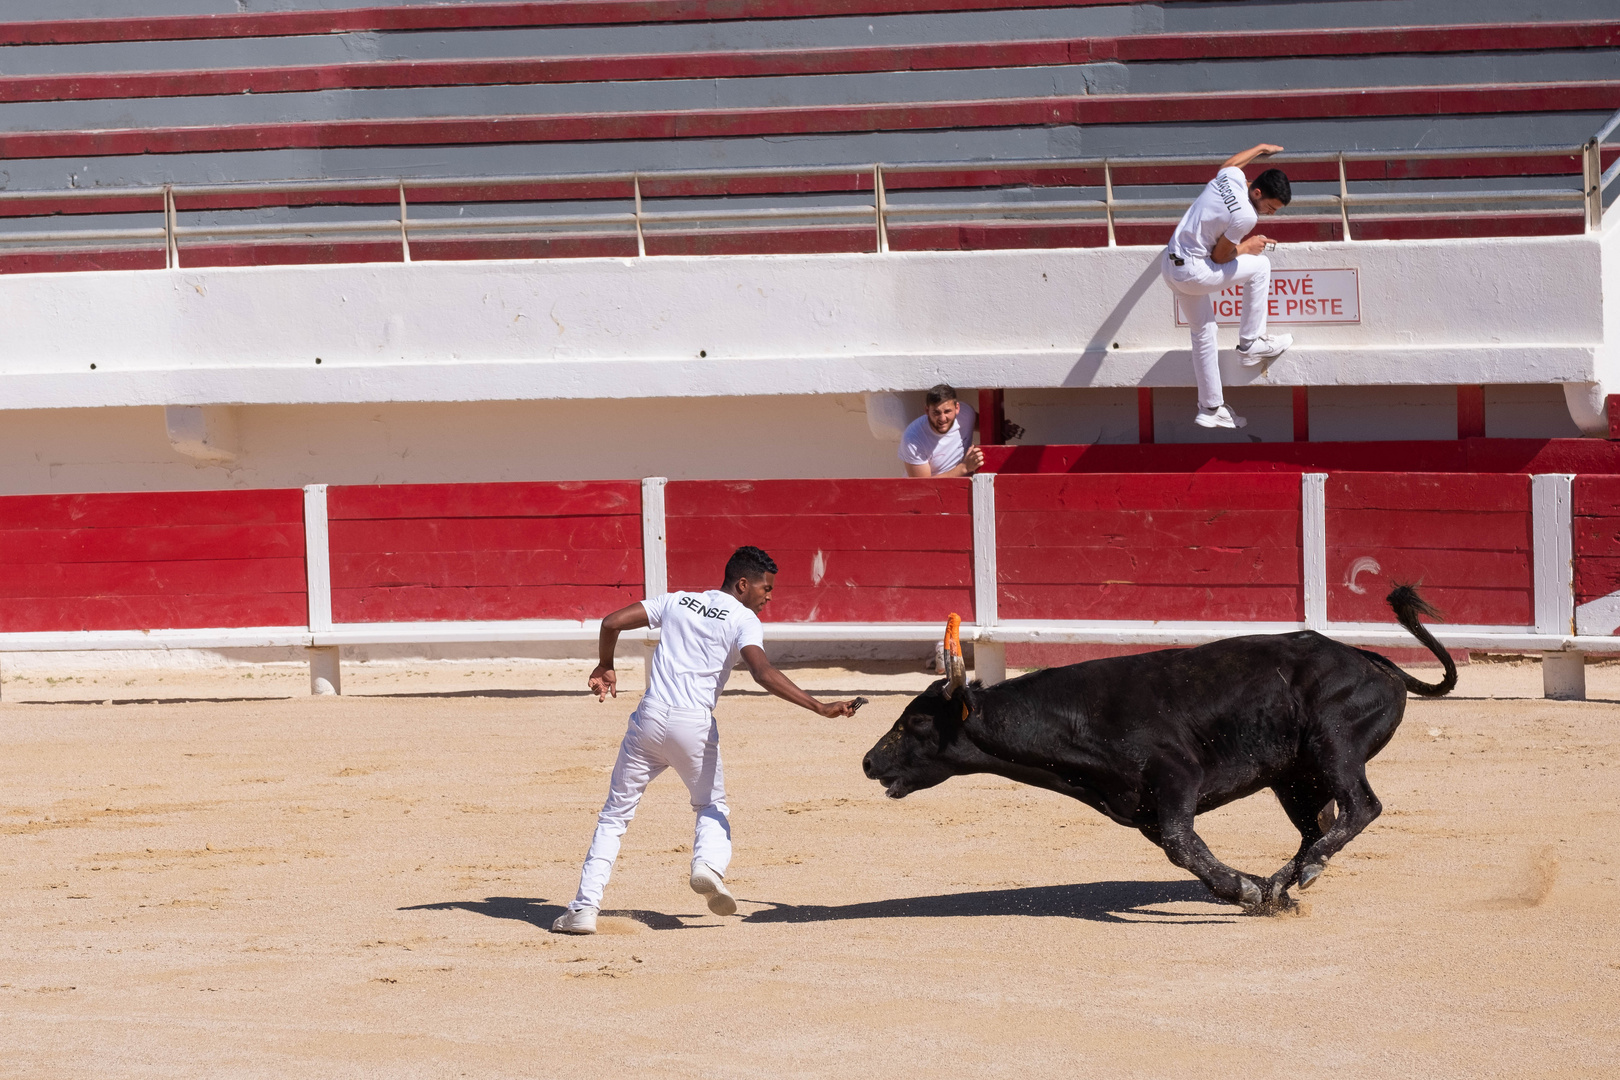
left=1175, top=268, right=1360, bottom=326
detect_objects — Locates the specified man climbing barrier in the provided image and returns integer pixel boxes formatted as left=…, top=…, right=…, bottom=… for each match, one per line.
left=1161, top=143, right=1295, bottom=431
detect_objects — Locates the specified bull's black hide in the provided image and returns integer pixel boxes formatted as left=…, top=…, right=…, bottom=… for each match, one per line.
left=862, top=586, right=1455, bottom=913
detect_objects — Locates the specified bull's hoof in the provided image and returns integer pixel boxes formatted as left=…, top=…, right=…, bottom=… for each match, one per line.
left=1253, top=892, right=1301, bottom=917
left=1237, top=877, right=1263, bottom=910
left=1264, top=872, right=1295, bottom=904
left=1299, top=862, right=1325, bottom=891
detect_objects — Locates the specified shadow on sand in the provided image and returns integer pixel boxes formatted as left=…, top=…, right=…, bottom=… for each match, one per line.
left=741, top=879, right=1236, bottom=926
left=403, top=881, right=1238, bottom=932
left=358, top=688, right=576, bottom=700
left=9, top=695, right=294, bottom=706
left=399, top=896, right=704, bottom=931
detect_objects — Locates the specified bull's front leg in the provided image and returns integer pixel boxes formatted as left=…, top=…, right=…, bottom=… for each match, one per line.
left=1145, top=764, right=1267, bottom=912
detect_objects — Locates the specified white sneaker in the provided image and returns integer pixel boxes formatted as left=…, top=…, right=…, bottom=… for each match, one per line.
left=1237, top=333, right=1293, bottom=366
left=1194, top=405, right=1247, bottom=429
left=689, top=862, right=737, bottom=916
left=551, top=907, right=598, bottom=935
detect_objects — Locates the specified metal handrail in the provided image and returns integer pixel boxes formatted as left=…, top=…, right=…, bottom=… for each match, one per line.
left=0, top=139, right=1602, bottom=266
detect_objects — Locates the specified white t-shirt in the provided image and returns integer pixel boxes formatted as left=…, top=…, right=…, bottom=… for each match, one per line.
left=1168, top=166, right=1257, bottom=261
left=641, top=590, right=765, bottom=714
left=898, top=402, right=977, bottom=473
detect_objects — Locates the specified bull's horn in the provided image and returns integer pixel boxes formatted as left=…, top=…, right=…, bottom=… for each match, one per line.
left=943, top=613, right=966, bottom=693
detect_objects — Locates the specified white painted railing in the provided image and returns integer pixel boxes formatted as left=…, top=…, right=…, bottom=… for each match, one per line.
left=0, top=473, right=1611, bottom=702
left=0, top=132, right=1608, bottom=266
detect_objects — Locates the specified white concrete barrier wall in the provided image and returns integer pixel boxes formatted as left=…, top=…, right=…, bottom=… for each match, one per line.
left=0, top=236, right=1608, bottom=426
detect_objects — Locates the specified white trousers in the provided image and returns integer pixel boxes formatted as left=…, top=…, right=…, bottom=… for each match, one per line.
left=1161, top=250, right=1271, bottom=410
left=568, top=698, right=731, bottom=912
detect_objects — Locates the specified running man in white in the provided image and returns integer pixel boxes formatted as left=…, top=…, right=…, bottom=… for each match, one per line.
left=1161, top=143, right=1294, bottom=430
left=552, top=545, right=863, bottom=935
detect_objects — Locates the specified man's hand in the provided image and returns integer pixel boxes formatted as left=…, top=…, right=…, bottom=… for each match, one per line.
left=589, top=665, right=617, bottom=701
left=1237, top=234, right=1273, bottom=256
left=1253, top=143, right=1284, bottom=157
left=963, top=446, right=985, bottom=474
left=816, top=697, right=867, bottom=718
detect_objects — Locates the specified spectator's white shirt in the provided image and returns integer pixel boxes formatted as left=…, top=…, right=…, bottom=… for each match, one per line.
left=640, top=590, right=765, bottom=713
left=898, top=402, right=977, bottom=473
left=1168, top=166, right=1258, bottom=260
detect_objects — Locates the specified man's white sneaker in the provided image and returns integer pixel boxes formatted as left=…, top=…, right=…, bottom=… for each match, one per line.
left=689, top=862, right=738, bottom=916
left=1194, top=405, right=1247, bottom=430
left=551, top=907, right=598, bottom=935
left=1237, top=333, right=1293, bottom=366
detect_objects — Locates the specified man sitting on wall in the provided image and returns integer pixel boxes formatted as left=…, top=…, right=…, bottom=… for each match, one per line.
left=1161, top=143, right=1294, bottom=431
left=900, top=384, right=983, bottom=477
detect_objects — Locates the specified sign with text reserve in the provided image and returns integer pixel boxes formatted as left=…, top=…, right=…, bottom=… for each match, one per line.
left=1175, top=268, right=1360, bottom=325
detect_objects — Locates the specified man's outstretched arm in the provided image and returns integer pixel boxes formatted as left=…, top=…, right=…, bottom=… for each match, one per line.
left=589, top=602, right=651, bottom=701
left=741, top=645, right=864, bottom=718
left=1222, top=143, right=1284, bottom=170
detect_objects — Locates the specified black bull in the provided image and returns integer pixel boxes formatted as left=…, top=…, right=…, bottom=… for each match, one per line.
left=862, top=586, right=1455, bottom=913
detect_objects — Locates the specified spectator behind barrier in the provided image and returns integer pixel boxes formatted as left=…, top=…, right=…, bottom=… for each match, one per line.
left=899, top=384, right=983, bottom=477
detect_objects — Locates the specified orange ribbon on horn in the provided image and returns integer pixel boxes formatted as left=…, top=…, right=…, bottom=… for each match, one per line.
left=943, top=612, right=966, bottom=692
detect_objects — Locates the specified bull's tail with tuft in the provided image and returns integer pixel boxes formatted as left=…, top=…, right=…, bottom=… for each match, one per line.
left=1378, top=584, right=1457, bottom=697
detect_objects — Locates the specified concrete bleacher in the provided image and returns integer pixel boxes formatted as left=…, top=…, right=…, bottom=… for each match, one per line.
left=0, top=0, right=1613, bottom=269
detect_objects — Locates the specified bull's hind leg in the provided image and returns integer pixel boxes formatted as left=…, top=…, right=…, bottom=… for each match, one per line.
left=1296, top=768, right=1383, bottom=891
left=1266, top=776, right=1335, bottom=903
left=1147, top=764, right=1267, bottom=911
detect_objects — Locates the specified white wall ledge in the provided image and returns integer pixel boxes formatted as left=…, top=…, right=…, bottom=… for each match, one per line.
left=0, top=236, right=1608, bottom=414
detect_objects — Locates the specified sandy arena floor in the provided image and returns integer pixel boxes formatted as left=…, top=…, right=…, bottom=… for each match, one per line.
left=1, top=657, right=1617, bottom=1078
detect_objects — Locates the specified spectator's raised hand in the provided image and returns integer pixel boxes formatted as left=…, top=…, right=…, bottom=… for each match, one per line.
left=964, top=446, right=985, bottom=474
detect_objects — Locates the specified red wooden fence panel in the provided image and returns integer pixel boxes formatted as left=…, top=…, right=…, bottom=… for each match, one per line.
left=1572, top=475, right=1620, bottom=614
left=327, top=481, right=642, bottom=622
left=1326, top=473, right=1531, bottom=625
left=0, top=489, right=306, bottom=631
left=665, top=479, right=973, bottom=622
left=996, top=473, right=1303, bottom=622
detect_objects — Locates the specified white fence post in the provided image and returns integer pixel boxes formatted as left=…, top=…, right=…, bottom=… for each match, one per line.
left=303, top=484, right=340, bottom=696
left=1301, top=473, right=1328, bottom=631
left=1532, top=473, right=1582, bottom=700
left=971, top=473, right=1006, bottom=684
left=641, top=477, right=668, bottom=685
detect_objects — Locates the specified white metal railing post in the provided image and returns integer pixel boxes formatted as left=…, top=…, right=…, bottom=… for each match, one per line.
left=1584, top=138, right=1599, bottom=231
left=163, top=185, right=179, bottom=269
left=874, top=165, right=890, bottom=253
left=398, top=180, right=411, bottom=262
left=1104, top=159, right=1117, bottom=247
left=1585, top=107, right=1620, bottom=231
left=640, top=476, right=668, bottom=682
left=1337, top=153, right=1353, bottom=242
left=633, top=174, right=646, bottom=257
left=971, top=472, right=1006, bottom=684
left=1532, top=473, right=1583, bottom=699
left=302, top=484, right=339, bottom=695
left=1301, top=473, right=1328, bottom=630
